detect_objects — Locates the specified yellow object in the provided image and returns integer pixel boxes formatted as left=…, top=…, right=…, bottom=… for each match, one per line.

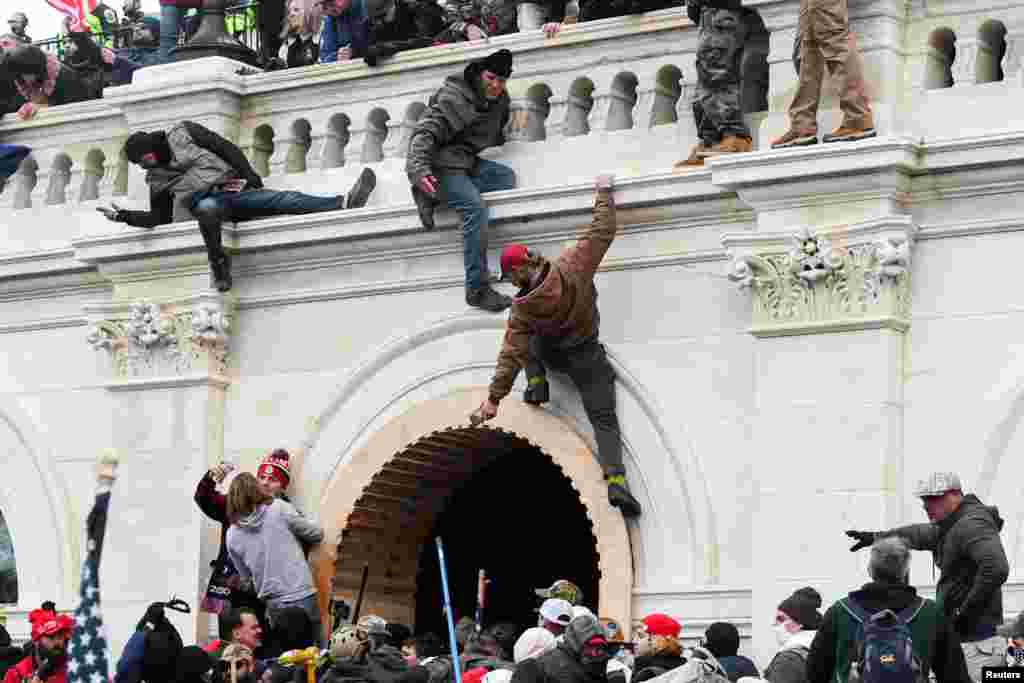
left=276, top=647, right=320, bottom=683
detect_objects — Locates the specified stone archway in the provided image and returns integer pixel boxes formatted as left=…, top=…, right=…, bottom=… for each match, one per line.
left=310, top=387, right=633, bottom=633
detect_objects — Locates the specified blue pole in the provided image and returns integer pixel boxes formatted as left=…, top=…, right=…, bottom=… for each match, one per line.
left=436, top=536, right=463, bottom=683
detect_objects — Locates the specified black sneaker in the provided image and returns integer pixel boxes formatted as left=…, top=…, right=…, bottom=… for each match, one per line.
left=466, top=285, right=511, bottom=312
left=523, top=378, right=549, bottom=405
left=345, top=167, right=377, bottom=209
left=608, top=483, right=642, bottom=518
left=212, top=255, right=232, bottom=292
left=412, top=185, right=436, bottom=230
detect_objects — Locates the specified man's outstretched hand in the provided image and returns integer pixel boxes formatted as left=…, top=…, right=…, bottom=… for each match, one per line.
left=846, top=530, right=876, bottom=552
left=417, top=175, right=439, bottom=197
left=96, top=203, right=125, bottom=222
left=470, top=399, right=498, bottom=426
left=595, top=174, right=615, bottom=191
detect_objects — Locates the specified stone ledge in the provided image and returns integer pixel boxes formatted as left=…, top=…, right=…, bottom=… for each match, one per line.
left=104, top=374, right=231, bottom=391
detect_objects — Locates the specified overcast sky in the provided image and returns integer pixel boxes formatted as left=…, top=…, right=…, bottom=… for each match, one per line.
left=14, top=0, right=162, bottom=43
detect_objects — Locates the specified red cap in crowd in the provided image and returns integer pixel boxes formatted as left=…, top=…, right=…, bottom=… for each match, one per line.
left=29, top=609, right=73, bottom=641
left=641, top=613, right=681, bottom=638
left=500, top=244, right=530, bottom=280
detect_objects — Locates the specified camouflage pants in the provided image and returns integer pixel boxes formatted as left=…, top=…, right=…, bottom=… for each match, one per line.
left=693, top=5, right=751, bottom=146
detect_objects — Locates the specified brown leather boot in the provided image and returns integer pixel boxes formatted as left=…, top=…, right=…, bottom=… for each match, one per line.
left=701, top=135, right=754, bottom=158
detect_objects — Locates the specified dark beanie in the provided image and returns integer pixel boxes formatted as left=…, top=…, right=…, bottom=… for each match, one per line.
left=124, top=131, right=160, bottom=164
left=704, top=622, right=740, bottom=658
left=778, top=587, right=823, bottom=630
left=465, top=48, right=513, bottom=82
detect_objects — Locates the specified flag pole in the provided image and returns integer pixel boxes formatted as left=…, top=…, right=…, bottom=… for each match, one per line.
left=435, top=537, right=462, bottom=683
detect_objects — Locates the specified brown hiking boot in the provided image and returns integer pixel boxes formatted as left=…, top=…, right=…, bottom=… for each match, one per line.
left=770, top=129, right=818, bottom=149
left=701, top=135, right=753, bottom=158
left=673, top=144, right=707, bottom=169
left=822, top=123, right=877, bottom=143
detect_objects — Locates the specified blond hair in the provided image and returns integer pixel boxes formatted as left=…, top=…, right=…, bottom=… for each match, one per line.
left=227, top=472, right=273, bottom=524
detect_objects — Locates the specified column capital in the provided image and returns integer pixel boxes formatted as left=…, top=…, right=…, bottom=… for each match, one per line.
left=723, top=216, right=916, bottom=337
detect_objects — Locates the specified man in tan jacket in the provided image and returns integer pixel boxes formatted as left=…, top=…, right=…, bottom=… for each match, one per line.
left=470, top=174, right=641, bottom=518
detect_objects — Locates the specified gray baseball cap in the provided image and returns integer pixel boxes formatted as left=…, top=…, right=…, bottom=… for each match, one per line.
left=913, top=471, right=962, bottom=498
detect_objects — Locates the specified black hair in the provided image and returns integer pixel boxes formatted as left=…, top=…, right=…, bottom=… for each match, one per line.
left=218, top=608, right=258, bottom=641
left=413, top=633, right=443, bottom=659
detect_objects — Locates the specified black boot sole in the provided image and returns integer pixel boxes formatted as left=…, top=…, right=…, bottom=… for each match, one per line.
left=346, top=167, right=377, bottom=209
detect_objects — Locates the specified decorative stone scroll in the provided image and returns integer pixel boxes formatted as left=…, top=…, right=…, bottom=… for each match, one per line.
left=85, top=295, right=233, bottom=379
left=724, top=222, right=914, bottom=337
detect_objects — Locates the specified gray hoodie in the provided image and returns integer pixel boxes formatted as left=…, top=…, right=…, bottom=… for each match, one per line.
left=226, top=498, right=324, bottom=605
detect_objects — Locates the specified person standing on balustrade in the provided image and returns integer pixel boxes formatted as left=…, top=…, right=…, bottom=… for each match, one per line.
left=406, top=48, right=517, bottom=313
left=97, top=121, right=376, bottom=292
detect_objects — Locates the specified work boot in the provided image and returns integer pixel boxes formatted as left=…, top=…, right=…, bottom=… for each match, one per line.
left=673, top=143, right=707, bottom=169
left=701, top=135, right=753, bottom=158
left=412, top=185, right=436, bottom=230
left=770, top=129, right=818, bottom=149
left=345, top=167, right=377, bottom=209
left=523, top=376, right=549, bottom=405
left=211, top=254, right=232, bottom=292
left=822, top=121, right=877, bottom=144
left=466, top=285, right=512, bottom=312
left=607, top=477, right=642, bottom=518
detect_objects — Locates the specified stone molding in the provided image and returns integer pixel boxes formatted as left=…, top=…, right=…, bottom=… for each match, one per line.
left=84, top=292, right=233, bottom=381
left=723, top=216, right=916, bottom=337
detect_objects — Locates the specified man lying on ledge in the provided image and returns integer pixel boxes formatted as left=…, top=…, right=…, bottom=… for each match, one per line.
left=97, top=121, right=376, bottom=292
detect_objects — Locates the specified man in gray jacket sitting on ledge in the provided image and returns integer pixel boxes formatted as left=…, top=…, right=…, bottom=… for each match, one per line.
left=98, top=121, right=376, bottom=293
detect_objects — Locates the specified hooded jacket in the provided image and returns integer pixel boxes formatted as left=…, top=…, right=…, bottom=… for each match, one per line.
left=405, top=67, right=510, bottom=185
left=879, top=494, right=1009, bottom=641
left=510, top=617, right=608, bottom=683
left=487, top=190, right=616, bottom=404
left=226, top=499, right=324, bottom=606
left=120, top=121, right=264, bottom=228
left=805, top=582, right=970, bottom=683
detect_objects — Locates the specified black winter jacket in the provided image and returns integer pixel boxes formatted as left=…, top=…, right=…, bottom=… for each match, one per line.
left=364, top=0, right=454, bottom=66
left=880, top=494, right=1010, bottom=641
left=805, top=582, right=970, bottom=683
left=510, top=619, right=608, bottom=683
left=405, top=73, right=509, bottom=185
left=632, top=654, right=686, bottom=682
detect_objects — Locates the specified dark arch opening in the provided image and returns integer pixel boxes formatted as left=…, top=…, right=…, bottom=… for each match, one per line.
left=414, top=440, right=600, bottom=635
left=331, top=428, right=600, bottom=635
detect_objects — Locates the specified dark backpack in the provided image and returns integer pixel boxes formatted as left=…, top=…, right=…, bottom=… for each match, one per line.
left=839, top=598, right=927, bottom=683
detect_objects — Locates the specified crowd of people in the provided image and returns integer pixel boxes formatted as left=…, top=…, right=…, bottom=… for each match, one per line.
left=1, top=462, right=1023, bottom=683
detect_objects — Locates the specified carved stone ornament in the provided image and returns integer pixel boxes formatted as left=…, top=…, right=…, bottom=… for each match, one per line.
left=726, top=226, right=913, bottom=337
left=85, top=298, right=233, bottom=379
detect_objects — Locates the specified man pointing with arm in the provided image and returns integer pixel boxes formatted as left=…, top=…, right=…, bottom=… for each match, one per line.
left=470, top=174, right=641, bottom=518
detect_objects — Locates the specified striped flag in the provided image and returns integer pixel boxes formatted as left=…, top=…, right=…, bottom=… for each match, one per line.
left=67, top=455, right=119, bottom=683
left=44, top=0, right=97, bottom=22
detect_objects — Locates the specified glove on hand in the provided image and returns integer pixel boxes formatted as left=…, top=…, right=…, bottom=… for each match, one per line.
left=845, top=530, right=876, bottom=552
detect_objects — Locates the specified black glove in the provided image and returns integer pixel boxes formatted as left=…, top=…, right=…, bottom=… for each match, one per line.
left=845, top=530, right=875, bottom=552
left=96, top=203, right=127, bottom=222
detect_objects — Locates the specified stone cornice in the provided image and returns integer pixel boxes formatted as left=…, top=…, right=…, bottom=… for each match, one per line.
left=104, top=373, right=231, bottom=391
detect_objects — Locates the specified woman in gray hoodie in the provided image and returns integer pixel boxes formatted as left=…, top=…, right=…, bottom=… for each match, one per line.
left=226, top=473, right=325, bottom=647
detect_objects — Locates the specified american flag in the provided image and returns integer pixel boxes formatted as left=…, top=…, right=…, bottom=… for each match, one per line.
left=67, top=489, right=113, bottom=683
left=44, top=0, right=97, bottom=23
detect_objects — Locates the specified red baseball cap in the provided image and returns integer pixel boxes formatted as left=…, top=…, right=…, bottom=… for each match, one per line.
left=500, top=244, right=529, bottom=280
left=641, top=613, right=681, bottom=638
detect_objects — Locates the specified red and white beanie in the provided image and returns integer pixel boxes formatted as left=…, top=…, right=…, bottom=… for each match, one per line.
left=257, top=448, right=291, bottom=488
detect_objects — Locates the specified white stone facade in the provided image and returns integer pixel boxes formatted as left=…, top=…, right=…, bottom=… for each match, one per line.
left=1, top=0, right=1024, bottom=668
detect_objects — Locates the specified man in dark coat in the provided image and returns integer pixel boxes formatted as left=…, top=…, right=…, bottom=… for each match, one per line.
left=511, top=615, right=610, bottom=683
left=405, top=48, right=516, bottom=312
left=363, top=0, right=459, bottom=66
left=702, top=622, right=758, bottom=683
left=806, top=536, right=970, bottom=683
left=97, top=122, right=376, bottom=292
left=846, top=471, right=1009, bottom=682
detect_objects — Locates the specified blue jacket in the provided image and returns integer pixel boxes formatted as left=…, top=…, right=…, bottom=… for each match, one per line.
left=318, top=0, right=369, bottom=63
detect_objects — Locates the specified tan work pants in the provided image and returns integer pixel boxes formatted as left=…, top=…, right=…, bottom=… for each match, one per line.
left=789, top=0, right=871, bottom=133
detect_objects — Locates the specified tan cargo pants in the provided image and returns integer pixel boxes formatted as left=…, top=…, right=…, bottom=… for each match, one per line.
left=789, top=0, right=871, bottom=133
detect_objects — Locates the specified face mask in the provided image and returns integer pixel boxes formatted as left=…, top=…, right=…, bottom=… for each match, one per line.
left=773, top=623, right=792, bottom=647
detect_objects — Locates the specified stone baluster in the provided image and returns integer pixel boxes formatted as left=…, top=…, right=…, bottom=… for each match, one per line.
left=1003, top=31, right=1023, bottom=84
left=605, top=73, right=639, bottom=131
left=45, top=155, right=73, bottom=206
left=952, top=38, right=979, bottom=86
left=359, top=109, right=391, bottom=163
left=383, top=122, right=403, bottom=158
left=112, top=150, right=129, bottom=197
left=563, top=86, right=594, bottom=137
left=249, top=127, right=276, bottom=177
left=545, top=96, right=568, bottom=142
left=649, top=77, right=682, bottom=126
left=79, top=151, right=107, bottom=202
left=922, top=44, right=954, bottom=89
left=505, top=98, right=530, bottom=142
left=634, top=87, right=657, bottom=129
left=976, top=33, right=1003, bottom=84
left=321, top=115, right=351, bottom=169
left=395, top=104, right=427, bottom=158
left=285, top=123, right=313, bottom=174
left=12, top=155, right=39, bottom=209
left=523, top=94, right=551, bottom=142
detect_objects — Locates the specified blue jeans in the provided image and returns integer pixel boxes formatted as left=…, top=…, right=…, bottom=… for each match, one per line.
left=190, top=188, right=339, bottom=221
left=438, top=159, right=516, bottom=291
left=158, top=5, right=181, bottom=63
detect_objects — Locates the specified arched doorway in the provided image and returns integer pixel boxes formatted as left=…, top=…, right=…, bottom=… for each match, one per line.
left=311, top=388, right=633, bottom=636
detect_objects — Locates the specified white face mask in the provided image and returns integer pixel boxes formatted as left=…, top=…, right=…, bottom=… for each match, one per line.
left=773, top=623, right=793, bottom=647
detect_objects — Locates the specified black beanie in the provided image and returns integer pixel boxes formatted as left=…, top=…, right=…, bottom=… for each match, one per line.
left=124, top=131, right=171, bottom=165
left=703, top=622, right=740, bottom=658
left=464, top=48, right=513, bottom=82
left=778, top=587, right=823, bottom=630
